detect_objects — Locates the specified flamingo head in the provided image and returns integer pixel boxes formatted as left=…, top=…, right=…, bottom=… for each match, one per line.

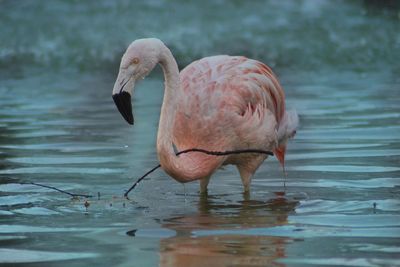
left=112, top=38, right=163, bottom=125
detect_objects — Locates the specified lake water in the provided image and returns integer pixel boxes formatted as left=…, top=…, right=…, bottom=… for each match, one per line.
left=1, top=1, right=399, bottom=266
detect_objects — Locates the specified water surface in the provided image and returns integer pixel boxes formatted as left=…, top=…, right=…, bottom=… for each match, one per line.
left=0, top=0, right=399, bottom=266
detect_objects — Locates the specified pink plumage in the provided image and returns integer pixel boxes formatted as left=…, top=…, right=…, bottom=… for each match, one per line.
left=112, top=39, right=298, bottom=193
left=168, top=56, right=297, bottom=189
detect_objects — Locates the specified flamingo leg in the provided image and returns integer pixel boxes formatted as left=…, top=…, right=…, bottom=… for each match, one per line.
left=237, top=166, right=254, bottom=192
left=199, top=175, right=211, bottom=194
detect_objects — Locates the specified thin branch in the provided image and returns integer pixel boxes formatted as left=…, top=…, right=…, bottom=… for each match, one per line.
left=124, top=148, right=273, bottom=197
left=124, top=164, right=161, bottom=198
left=176, top=148, right=274, bottom=157
left=19, top=182, right=92, bottom=198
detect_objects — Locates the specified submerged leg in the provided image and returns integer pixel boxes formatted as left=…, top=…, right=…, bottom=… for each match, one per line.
left=237, top=166, right=254, bottom=192
left=237, top=155, right=266, bottom=193
left=199, top=175, right=211, bottom=194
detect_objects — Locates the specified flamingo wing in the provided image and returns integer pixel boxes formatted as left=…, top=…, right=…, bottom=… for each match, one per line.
left=172, top=56, right=297, bottom=176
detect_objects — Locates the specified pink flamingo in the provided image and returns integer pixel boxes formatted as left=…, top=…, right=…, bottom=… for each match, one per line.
left=112, top=38, right=298, bottom=193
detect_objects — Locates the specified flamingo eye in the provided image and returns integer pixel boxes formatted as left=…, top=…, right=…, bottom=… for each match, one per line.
left=131, top=58, right=140, bottom=65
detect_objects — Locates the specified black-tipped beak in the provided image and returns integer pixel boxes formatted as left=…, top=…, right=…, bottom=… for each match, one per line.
left=112, top=92, right=134, bottom=125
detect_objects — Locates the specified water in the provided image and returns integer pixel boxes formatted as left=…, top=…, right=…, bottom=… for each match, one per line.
left=1, top=0, right=399, bottom=266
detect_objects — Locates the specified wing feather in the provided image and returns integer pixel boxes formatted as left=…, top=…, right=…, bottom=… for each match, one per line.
left=175, top=56, right=297, bottom=166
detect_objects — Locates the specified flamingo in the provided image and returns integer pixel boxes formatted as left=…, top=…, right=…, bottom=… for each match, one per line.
left=112, top=38, right=298, bottom=193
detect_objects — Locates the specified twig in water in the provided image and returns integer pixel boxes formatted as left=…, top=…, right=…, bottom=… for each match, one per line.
left=19, top=182, right=93, bottom=198
left=176, top=148, right=273, bottom=157
left=124, top=148, right=274, bottom=198
left=124, top=164, right=161, bottom=198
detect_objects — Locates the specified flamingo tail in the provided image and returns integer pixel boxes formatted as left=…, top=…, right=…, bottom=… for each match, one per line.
left=275, top=109, right=299, bottom=168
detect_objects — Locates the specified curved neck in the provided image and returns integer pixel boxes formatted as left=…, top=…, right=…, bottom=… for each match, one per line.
left=154, top=44, right=223, bottom=182
left=156, top=45, right=180, bottom=159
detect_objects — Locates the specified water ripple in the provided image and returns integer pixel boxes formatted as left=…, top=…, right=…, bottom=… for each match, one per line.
left=291, top=165, right=400, bottom=173
left=0, top=249, right=98, bottom=263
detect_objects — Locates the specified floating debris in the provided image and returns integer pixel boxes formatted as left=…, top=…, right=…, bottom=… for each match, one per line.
left=84, top=200, right=90, bottom=212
